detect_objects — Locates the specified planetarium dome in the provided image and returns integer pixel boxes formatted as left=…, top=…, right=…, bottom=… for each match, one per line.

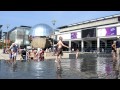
left=30, top=24, right=53, bottom=37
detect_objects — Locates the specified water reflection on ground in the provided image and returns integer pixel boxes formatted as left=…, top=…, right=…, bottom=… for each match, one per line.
left=0, top=56, right=120, bottom=79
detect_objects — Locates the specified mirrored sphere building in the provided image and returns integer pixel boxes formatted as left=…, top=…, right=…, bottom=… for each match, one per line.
left=29, top=24, right=54, bottom=49
left=30, top=24, right=53, bottom=37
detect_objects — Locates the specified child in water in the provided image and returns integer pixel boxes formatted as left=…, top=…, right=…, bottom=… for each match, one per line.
left=8, top=49, right=13, bottom=63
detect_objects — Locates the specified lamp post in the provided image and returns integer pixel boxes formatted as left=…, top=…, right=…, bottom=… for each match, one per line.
left=52, top=20, right=56, bottom=52
left=6, top=24, right=10, bottom=49
left=23, top=28, right=26, bottom=49
left=0, top=39, right=3, bottom=49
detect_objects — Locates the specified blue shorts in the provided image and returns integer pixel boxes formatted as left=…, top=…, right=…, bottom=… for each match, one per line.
left=9, top=54, right=12, bottom=59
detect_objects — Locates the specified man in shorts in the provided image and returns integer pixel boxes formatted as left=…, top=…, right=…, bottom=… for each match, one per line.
left=55, top=36, right=69, bottom=69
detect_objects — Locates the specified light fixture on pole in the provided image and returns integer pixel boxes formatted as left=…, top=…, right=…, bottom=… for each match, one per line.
left=52, top=20, right=56, bottom=52
left=6, top=24, right=10, bottom=49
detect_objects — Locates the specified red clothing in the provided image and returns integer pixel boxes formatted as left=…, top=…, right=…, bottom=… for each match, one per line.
left=39, top=50, right=44, bottom=61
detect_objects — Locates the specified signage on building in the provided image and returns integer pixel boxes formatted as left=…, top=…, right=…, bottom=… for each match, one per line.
left=71, top=32, right=81, bottom=39
left=57, top=31, right=81, bottom=40
left=98, top=27, right=117, bottom=37
left=71, top=32, right=77, bottom=39
left=105, top=27, right=116, bottom=36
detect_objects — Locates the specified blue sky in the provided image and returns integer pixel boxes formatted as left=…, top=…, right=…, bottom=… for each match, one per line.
left=0, top=11, right=120, bottom=32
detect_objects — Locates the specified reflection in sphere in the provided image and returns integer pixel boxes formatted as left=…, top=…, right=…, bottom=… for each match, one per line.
left=30, top=24, right=53, bottom=37
left=29, top=24, right=53, bottom=49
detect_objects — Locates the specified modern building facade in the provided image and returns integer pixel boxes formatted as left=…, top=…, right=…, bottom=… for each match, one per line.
left=56, top=14, right=120, bottom=53
left=8, top=26, right=31, bottom=46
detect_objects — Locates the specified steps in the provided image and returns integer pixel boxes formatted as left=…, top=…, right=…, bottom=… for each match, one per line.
left=44, top=52, right=69, bottom=59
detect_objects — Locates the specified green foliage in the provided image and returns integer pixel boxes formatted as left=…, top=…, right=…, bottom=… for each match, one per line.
left=0, top=42, right=11, bottom=49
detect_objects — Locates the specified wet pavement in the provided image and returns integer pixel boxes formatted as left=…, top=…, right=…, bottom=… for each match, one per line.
left=0, top=56, right=120, bottom=79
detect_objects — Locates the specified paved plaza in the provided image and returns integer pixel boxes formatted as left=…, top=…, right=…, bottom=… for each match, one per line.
left=0, top=51, right=120, bottom=79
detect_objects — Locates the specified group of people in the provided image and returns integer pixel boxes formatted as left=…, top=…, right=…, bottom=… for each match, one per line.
left=6, top=36, right=78, bottom=69
left=7, top=43, right=45, bottom=63
left=20, top=48, right=44, bottom=61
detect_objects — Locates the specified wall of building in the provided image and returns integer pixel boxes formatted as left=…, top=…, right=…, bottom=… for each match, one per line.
left=56, top=21, right=120, bottom=52
left=59, top=17, right=118, bottom=32
left=57, top=23, right=120, bottom=41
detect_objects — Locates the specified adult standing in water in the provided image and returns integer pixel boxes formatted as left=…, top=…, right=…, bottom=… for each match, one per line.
left=112, top=41, right=117, bottom=61
left=116, top=36, right=120, bottom=73
left=55, top=36, right=69, bottom=69
left=10, top=43, right=18, bottom=64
